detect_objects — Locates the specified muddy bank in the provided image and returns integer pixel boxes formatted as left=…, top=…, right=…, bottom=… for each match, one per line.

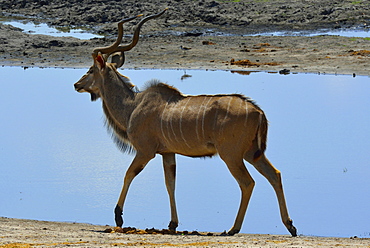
left=1, top=217, right=369, bottom=248
left=1, top=22, right=370, bottom=75
left=0, top=0, right=370, bottom=75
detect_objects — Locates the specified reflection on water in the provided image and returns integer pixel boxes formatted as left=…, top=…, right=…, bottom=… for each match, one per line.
left=0, top=67, right=369, bottom=237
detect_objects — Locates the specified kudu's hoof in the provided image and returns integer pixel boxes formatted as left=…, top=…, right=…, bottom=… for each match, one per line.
left=114, top=205, right=123, bottom=227
left=168, top=221, right=178, bottom=231
left=227, top=229, right=240, bottom=236
left=287, top=219, right=297, bottom=237
left=288, top=225, right=297, bottom=237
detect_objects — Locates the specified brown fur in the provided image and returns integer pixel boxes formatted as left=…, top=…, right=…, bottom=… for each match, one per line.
left=73, top=11, right=296, bottom=236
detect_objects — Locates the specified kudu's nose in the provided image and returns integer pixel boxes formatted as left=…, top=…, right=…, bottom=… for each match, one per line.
left=74, top=83, right=83, bottom=92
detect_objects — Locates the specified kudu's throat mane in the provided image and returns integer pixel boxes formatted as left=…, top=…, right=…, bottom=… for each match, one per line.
left=101, top=68, right=138, bottom=154
left=103, top=102, right=135, bottom=154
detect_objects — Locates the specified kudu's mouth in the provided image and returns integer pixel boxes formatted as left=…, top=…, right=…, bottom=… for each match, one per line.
left=74, top=84, right=99, bottom=101
left=74, top=83, right=85, bottom=92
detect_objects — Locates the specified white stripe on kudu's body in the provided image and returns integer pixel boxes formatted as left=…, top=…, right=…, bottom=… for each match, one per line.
left=244, top=101, right=249, bottom=127
left=220, top=97, right=234, bottom=136
left=195, top=97, right=207, bottom=141
left=160, top=98, right=171, bottom=145
left=169, top=106, right=181, bottom=144
left=179, top=97, right=192, bottom=149
left=73, top=9, right=297, bottom=237
left=201, top=97, right=213, bottom=140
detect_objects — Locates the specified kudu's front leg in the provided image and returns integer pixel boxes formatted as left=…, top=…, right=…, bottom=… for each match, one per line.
left=162, top=153, right=179, bottom=231
left=115, top=153, right=154, bottom=227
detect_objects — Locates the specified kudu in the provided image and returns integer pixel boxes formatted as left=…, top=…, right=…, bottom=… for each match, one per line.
left=74, top=9, right=297, bottom=236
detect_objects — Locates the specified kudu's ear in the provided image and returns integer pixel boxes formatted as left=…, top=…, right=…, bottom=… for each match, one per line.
left=111, top=52, right=125, bottom=68
left=95, top=54, right=106, bottom=71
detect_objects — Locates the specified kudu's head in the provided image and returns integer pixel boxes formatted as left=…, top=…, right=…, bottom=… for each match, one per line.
left=74, top=9, right=167, bottom=101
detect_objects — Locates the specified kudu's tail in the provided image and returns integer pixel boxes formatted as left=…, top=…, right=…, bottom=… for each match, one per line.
left=253, top=112, right=268, bottom=162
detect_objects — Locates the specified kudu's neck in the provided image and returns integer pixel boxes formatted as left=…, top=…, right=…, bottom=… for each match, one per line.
left=100, top=67, right=137, bottom=131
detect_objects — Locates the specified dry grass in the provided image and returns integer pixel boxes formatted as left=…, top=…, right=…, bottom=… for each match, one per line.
left=230, top=59, right=280, bottom=66
left=349, top=50, right=370, bottom=56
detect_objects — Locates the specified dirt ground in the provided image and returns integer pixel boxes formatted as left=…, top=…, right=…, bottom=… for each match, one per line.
left=1, top=1, right=370, bottom=247
left=1, top=217, right=369, bottom=248
left=1, top=0, right=370, bottom=75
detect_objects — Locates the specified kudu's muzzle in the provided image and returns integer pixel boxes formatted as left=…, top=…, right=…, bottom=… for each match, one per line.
left=74, top=82, right=84, bottom=92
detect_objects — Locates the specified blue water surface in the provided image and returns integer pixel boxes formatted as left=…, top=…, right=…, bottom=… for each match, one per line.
left=0, top=67, right=369, bottom=238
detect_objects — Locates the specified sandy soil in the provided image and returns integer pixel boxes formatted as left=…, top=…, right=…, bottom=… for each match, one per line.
left=1, top=217, right=369, bottom=248
left=1, top=0, right=370, bottom=75
left=1, top=1, right=370, bottom=247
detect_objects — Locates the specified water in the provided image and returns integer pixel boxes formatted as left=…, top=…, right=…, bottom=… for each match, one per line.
left=1, top=20, right=102, bottom=40
left=253, top=29, right=370, bottom=38
left=0, top=67, right=369, bottom=238
left=2, top=17, right=370, bottom=40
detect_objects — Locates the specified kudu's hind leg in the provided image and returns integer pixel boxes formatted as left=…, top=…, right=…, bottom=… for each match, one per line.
left=115, top=152, right=154, bottom=227
left=162, top=153, right=179, bottom=231
left=247, top=154, right=297, bottom=236
left=219, top=153, right=255, bottom=235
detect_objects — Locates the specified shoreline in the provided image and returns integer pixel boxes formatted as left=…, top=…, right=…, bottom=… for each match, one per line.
left=1, top=30, right=369, bottom=76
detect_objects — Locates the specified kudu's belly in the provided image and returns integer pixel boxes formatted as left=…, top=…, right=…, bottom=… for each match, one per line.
left=158, top=114, right=218, bottom=157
